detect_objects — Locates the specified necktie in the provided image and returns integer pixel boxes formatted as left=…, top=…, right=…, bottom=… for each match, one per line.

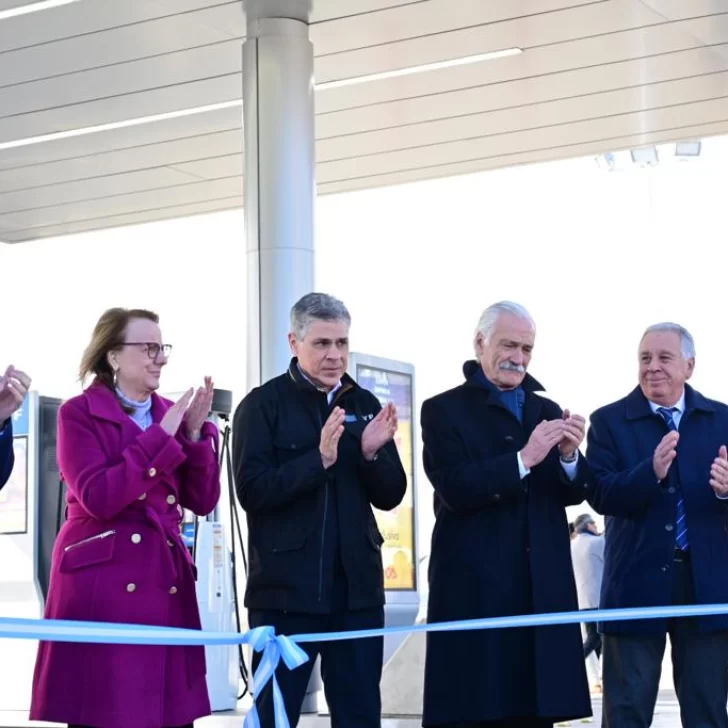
left=656, top=407, right=689, bottom=551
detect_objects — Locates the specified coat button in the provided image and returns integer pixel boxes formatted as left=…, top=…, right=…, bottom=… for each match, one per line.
left=131, top=533, right=141, bottom=544
left=169, top=586, right=178, bottom=595
left=148, top=467, right=157, bottom=477
left=493, top=494, right=501, bottom=501
left=665, top=524, right=674, bottom=532
left=126, top=583, right=136, bottom=593
left=167, top=495, right=176, bottom=505
left=167, top=539, right=174, bottom=547
left=668, top=487, right=676, bottom=494
left=138, top=493, right=147, bottom=501
left=661, top=565, right=670, bottom=572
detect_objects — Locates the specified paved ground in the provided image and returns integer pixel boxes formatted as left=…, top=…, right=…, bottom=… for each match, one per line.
left=0, top=696, right=687, bottom=728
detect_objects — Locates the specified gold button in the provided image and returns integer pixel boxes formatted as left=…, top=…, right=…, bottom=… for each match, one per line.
left=148, top=467, right=157, bottom=477
left=167, top=495, right=176, bottom=505
left=126, top=583, right=136, bottom=593
left=131, top=533, right=141, bottom=544
left=169, top=586, right=177, bottom=595
left=138, top=493, right=147, bottom=501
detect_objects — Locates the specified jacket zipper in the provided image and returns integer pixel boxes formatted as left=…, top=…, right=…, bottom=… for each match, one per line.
left=318, top=483, right=328, bottom=602
left=64, top=529, right=116, bottom=552
left=315, top=387, right=352, bottom=602
left=316, top=406, right=327, bottom=602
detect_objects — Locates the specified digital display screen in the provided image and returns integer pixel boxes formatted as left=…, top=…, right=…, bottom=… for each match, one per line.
left=356, top=365, right=416, bottom=591
left=0, top=436, right=29, bottom=535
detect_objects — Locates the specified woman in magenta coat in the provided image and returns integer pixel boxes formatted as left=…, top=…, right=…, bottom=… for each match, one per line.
left=30, top=307, right=221, bottom=728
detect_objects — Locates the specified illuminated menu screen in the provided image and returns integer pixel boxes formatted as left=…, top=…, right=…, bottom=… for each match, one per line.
left=356, top=365, right=416, bottom=591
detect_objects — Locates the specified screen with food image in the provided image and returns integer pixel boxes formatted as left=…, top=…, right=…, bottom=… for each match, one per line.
left=355, top=365, right=416, bottom=591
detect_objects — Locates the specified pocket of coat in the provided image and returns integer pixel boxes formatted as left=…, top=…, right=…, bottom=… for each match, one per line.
left=60, top=530, right=116, bottom=573
left=273, top=440, right=317, bottom=467
left=366, top=524, right=385, bottom=551
left=271, top=535, right=307, bottom=554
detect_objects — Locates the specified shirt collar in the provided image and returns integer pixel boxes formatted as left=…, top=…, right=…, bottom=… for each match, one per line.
left=297, top=363, right=342, bottom=400
left=647, top=389, right=686, bottom=415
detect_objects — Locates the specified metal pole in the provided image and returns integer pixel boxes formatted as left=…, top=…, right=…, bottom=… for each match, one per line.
left=242, top=0, right=320, bottom=713
left=243, top=2, right=315, bottom=390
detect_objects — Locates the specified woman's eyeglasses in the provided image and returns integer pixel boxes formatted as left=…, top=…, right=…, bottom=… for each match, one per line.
left=120, top=342, right=173, bottom=360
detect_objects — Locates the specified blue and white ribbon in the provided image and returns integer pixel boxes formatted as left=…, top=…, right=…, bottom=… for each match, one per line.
left=3, top=604, right=728, bottom=727
left=243, top=626, right=309, bottom=728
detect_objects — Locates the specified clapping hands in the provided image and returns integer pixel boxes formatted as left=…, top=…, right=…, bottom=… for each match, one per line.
left=361, top=402, right=398, bottom=461
left=159, top=377, right=214, bottom=441
left=0, top=366, right=31, bottom=424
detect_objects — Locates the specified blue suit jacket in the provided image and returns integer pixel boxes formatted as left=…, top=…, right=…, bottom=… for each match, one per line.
left=0, top=417, right=13, bottom=490
left=586, top=384, right=728, bottom=634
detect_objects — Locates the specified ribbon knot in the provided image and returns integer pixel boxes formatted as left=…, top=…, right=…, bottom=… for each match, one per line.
left=243, top=626, right=309, bottom=728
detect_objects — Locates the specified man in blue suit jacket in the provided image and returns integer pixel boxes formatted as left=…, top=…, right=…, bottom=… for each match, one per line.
left=587, top=323, right=728, bottom=728
left=0, top=365, right=31, bottom=490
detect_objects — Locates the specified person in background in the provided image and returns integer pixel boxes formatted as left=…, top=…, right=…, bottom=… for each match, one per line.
left=421, top=300, right=592, bottom=728
left=0, top=365, right=31, bottom=490
left=30, top=308, right=220, bottom=728
left=570, top=513, right=604, bottom=693
left=587, top=322, right=728, bottom=728
left=233, top=292, right=407, bottom=728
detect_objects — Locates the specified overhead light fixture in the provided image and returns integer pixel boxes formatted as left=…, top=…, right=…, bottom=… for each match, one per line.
left=675, top=141, right=701, bottom=157
left=0, top=0, right=81, bottom=21
left=630, top=146, right=659, bottom=166
left=0, top=47, right=522, bottom=150
left=0, top=100, right=242, bottom=151
left=595, top=152, right=616, bottom=171
left=316, top=48, right=523, bottom=90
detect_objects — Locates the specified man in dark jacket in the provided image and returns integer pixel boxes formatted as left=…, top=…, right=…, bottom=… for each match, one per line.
left=421, top=301, right=592, bottom=728
left=0, top=365, right=31, bottom=490
left=233, top=292, right=407, bottom=728
left=587, top=322, right=728, bottom=727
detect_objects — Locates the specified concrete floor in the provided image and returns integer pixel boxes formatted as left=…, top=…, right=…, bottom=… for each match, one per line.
left=0, top=694, right=687, bottom=728
left=0, top=707, right=685, bottom=728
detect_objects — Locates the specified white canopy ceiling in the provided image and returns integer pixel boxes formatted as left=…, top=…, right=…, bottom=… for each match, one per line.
left=1, top=0, right=727, bottom=242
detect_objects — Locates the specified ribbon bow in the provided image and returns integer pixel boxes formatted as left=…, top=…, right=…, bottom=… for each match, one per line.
left=243, top=626, right=310, bottom=728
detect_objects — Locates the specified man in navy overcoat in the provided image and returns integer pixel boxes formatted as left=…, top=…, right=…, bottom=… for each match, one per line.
left=587, top=322, right=728, bottom=727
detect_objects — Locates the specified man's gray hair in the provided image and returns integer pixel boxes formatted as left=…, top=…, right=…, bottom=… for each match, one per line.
left=290, top=292, right=351, bottom=340
left=474, top=301, right=535, bottom=353
left=641, top=322, right=696, bottom=359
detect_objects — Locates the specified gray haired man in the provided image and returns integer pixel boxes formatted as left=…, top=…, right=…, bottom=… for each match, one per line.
left=587, top=322, right=728, bottom=727
left=233, top=292, right=407, bottom=728
left=420, top=301, right=592, bottom=728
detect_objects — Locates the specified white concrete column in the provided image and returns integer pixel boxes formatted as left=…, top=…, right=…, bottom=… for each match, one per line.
left=242, top=0, right=321, bottom=714
left=243, top=0, right=316, bottom=390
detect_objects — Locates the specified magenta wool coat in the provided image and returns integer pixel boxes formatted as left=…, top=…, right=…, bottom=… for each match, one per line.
left=29, top=382, right=221, bottom=728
